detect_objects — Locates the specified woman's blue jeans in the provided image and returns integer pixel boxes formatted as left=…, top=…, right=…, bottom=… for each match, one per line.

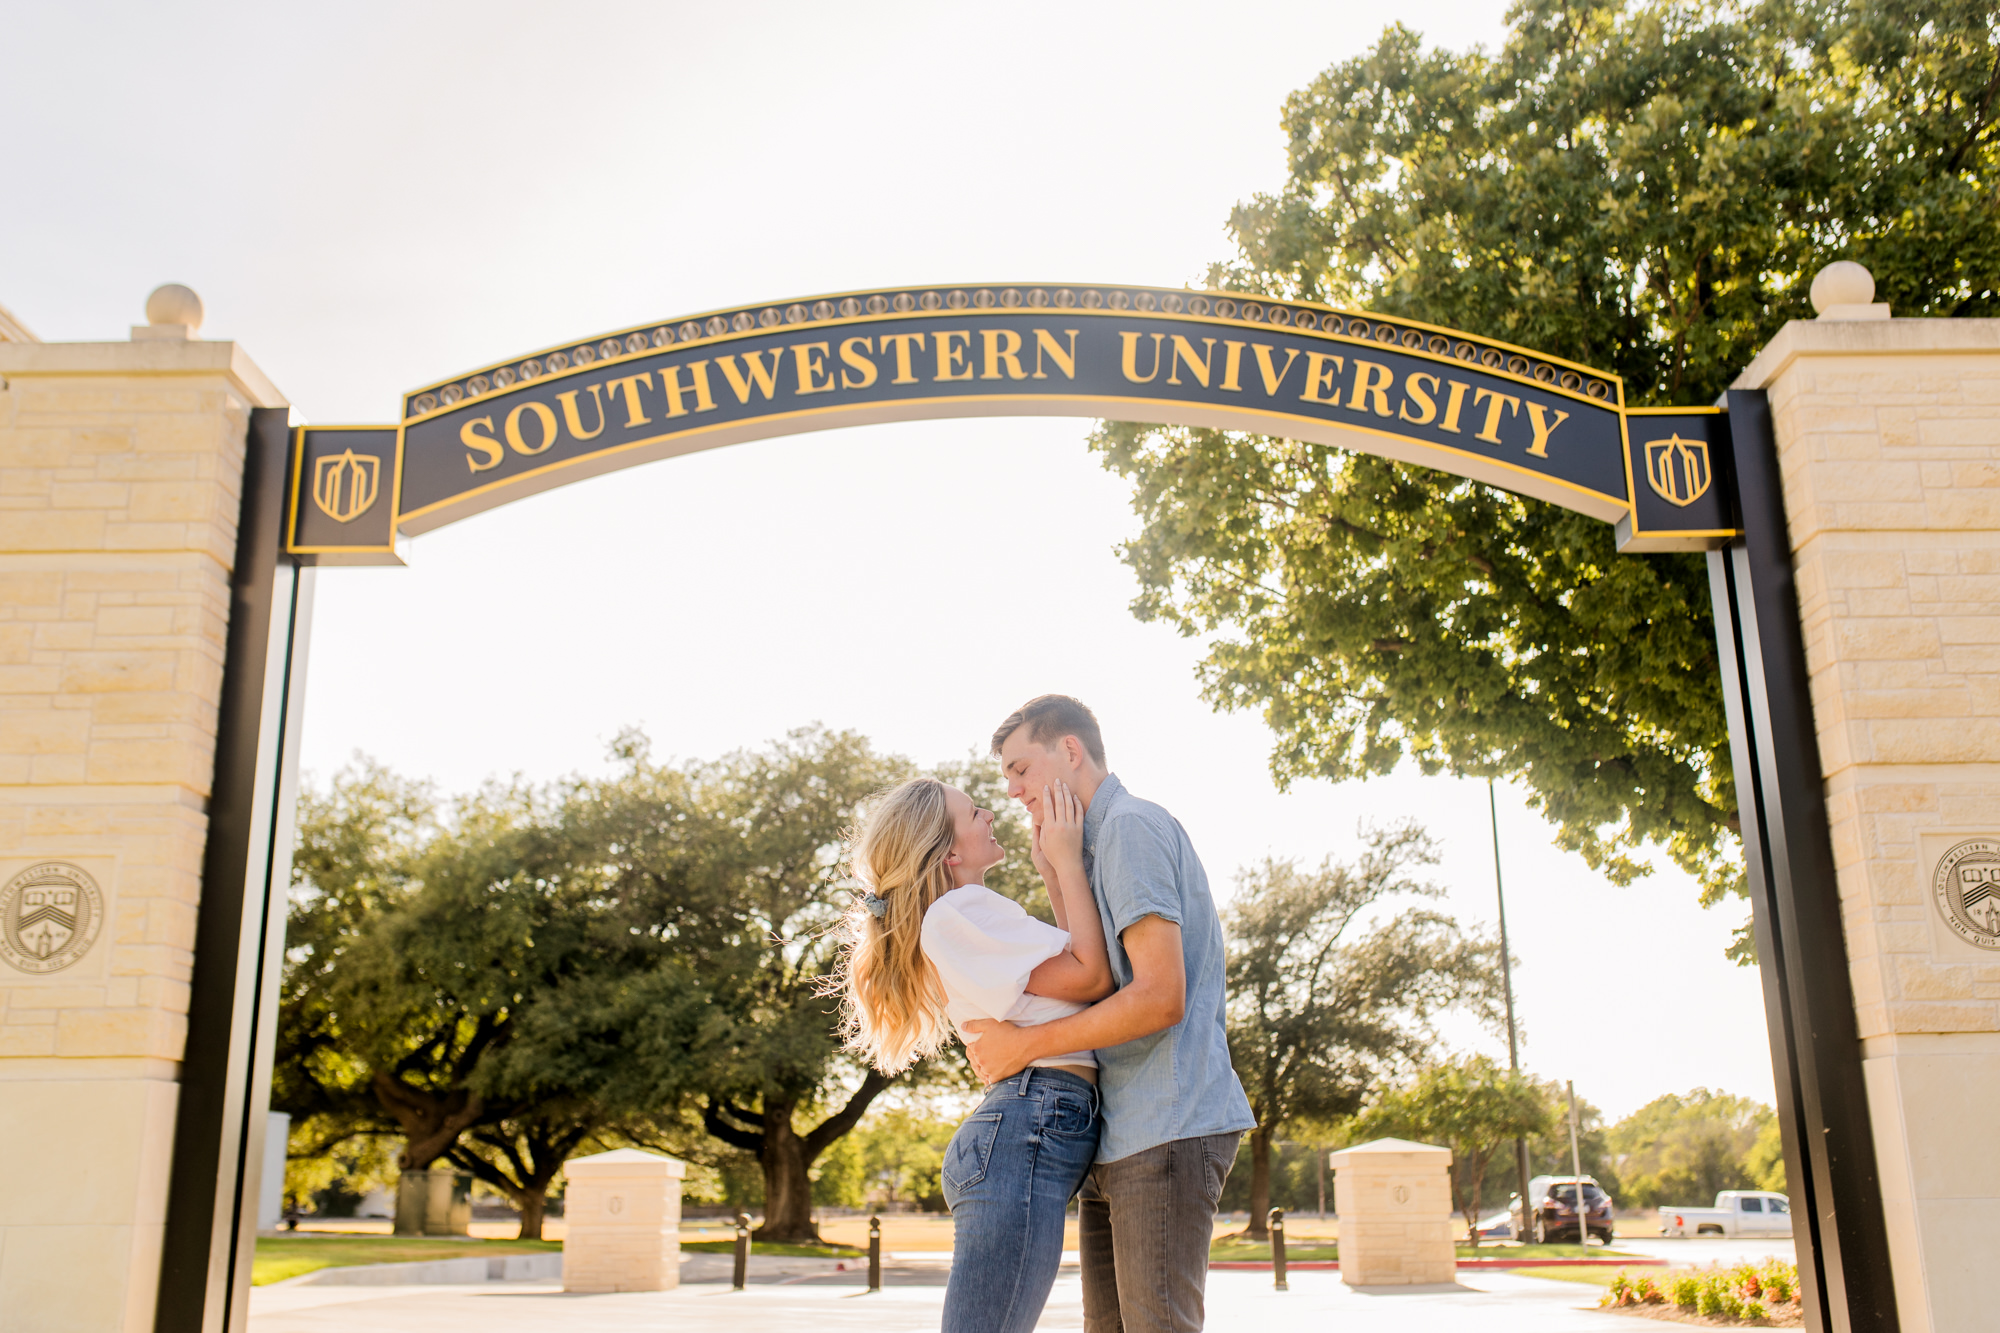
left=941, top=1068, right=1101, bottom=1333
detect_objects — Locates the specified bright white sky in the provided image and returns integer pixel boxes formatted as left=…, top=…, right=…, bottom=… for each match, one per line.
left=3, top=0, right=1773, bottom=1120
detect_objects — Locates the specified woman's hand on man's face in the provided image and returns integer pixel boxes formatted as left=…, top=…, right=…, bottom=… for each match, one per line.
left=1038, top=782, right=1085, bottom=868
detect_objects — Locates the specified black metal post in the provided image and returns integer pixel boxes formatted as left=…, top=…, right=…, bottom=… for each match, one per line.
left=868, top=1214, right=882, bottom=1291
left=155, top=408, right=315, bottom=1333
left=1706, top=389, right=1898, bottom=1333
left=733, top=1211, right=750, bottom=1289
left=1269, top=1208, right=1288, bottom=1290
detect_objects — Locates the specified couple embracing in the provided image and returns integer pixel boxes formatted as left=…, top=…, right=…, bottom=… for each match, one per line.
left=833, top=695, right=1254, bottom=1333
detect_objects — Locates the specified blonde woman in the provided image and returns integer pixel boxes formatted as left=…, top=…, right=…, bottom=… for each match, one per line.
left=834, top=775, right=1112, bottom=1333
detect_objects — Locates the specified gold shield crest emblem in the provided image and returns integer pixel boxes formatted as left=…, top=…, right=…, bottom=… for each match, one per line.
left=1643, top=433, right=1712, bottom=507
left=313, top=449, right=381, bottom=523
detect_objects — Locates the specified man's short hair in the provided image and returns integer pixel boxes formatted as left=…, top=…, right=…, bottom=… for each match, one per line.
left=990, top=695, right=1106, bottom=767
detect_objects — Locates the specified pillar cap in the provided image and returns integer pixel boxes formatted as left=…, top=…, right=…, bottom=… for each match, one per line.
left=1328, top=1136, right=1452, bottom=1166
left=1810, top=262, right=1888, bottom=320
left=135, top=283, right=203, bottom=341
left=564, top=1148, right=686, bottom=1177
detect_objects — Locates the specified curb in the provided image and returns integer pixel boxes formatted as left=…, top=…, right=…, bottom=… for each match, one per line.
left=294, top=1253, right=564, bottom=1286
left=1207, top=1256, right=1672, bottom=1272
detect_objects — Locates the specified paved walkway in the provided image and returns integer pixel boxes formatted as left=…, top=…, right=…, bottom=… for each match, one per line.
left=251, top=1266, right=1642, bottom=1332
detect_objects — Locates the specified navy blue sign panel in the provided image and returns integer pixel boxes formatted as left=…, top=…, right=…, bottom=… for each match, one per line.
left=1617, top=408, right=1736, bottom=553
left=288, top=426, right=399, bottom=563
left=283, top=284, right=1741, bottom=564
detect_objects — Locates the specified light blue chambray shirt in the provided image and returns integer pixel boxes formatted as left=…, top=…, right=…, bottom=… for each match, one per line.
left=1081, top=773, right=1255, bottom=1163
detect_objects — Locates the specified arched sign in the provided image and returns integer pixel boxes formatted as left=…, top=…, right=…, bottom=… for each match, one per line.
left=286, top=283, right=1734, bottom=562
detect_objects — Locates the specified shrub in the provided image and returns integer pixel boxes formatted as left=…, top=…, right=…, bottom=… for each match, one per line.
left=1695, top=1282, right=1726, bottom=1316
left=1635, top=1275, right=1664, bottom=1305
left=1669, top=1272, right=1703, bottom=1308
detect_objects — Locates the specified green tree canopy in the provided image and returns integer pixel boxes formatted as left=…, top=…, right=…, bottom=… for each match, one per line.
left=1224, top=823, right=1506, bottom=1238
left=1094, top=0, right=2000, bottom=957
left=1605, top=1087, right=1775, bottom=1207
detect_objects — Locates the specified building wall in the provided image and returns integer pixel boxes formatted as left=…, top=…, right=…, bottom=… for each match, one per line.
left=1737, top=318, right=2000, bottom=1333
left=0, top=338, right=284, bottom=1332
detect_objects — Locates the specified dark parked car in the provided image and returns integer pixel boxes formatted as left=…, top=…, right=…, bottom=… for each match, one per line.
left=1530, top=1175, right=1615, bottom=1246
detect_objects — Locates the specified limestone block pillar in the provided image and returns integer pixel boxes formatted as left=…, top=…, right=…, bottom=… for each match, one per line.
left=1734, top=309, right=2000, bottom=1333
left=393, top=1167, right=471, bottom=1236
left=0, top=307, right=286, bottom=1330
left=561, top=1148, right=685, bottom=1293
left=1328, top=1137, right=1456, bottom=1287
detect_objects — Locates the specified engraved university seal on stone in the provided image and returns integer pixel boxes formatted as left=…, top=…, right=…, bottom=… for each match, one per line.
left=0, top=862, right=105, bottom=974
left=1932, top=838, right=2000, bottom=951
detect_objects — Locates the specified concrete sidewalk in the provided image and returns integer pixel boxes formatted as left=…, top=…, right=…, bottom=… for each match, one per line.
left=250, top=1268, right=1636, bottom=1332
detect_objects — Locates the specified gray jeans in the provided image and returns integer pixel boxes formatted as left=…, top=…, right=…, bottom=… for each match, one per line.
left=1078, top=1132, right=1240, bottom=1333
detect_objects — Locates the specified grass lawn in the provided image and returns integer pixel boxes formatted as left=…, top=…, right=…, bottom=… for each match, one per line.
left=252, top=1235, right=559, bottom=1286
left=680, top=1240, right=865, bottom=1259
left=1209, top=1241, right=1340, bottom=1262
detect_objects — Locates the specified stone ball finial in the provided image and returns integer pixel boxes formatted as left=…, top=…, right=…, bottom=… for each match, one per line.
left=145, top=284, right=204, bottom=332
left=1810, top=262, right=1875, bottom=314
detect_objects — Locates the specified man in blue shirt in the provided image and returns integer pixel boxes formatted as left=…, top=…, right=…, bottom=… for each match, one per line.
left=967, top=695, right=1254, bottom=1333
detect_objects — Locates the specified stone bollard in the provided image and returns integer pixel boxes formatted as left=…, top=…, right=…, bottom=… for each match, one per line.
left=393, top=1168, right=471, bottom=1236
left=1328, top=1138, right=1456, bottom=1287
left=562, top=1148, right=687, bottom=1293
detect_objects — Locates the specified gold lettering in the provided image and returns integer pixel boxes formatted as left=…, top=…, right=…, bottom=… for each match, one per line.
left=716, top=350, right=783, bottom=403
left=1220, top=341, right=1246, bottom=392
left=791, top=342, right=835, bottom=395
left=659, top=361, right=716, bottom=417
left=879, top=332, right=926, bottom=385
left=557, top=383, right=607, bottom=440
left=1523, top=401, right=1570, bottom=458
left=1301, top=352, right=1345, bottom=405
left=1031, top=328, right=1079, bottom=379
left=1399, top=373, right=1439, bottom=426
left=1349, top=360, right=1395, bottom=417
left=1119, top=332, right=1165, bottom=383
left=1473, top=388, right=1522, bottom=445
left=505, top=401, right=559, bottom=455
left=1440, top=380, right=1471, bottom=433
left=460, top=416, right=503, bottom=472
left=839, top=337, right=879, bottom=389
left=1166, top=336, right=1217, bottom=387
left=1252, top=344, right=1301, bottom=395
left=981, top=329, right=1028, bottom=380
left=934, top=330, right=975, bottom=381
left=604, top=373, right=654, bottom=427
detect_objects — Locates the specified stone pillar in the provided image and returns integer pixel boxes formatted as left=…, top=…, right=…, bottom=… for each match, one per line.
left=561, top=1148, right=685, bottom=1293
left=1328, top=1137, right=1456, bottom=1287
left=393, top=1168, right=472, bottom=1237
left=1734, top=302, right=2000, bottom=1333
left=0, top=303, right=285, bottom=1330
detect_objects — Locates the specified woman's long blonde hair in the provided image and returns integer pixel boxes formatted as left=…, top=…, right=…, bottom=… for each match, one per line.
left=830, top=777, right=958, bottom=1073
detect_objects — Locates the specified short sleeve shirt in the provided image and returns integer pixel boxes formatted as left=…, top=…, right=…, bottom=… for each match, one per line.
left=1083, top=774, right=1254, bottom=1162
left=920, top=885, right=1097, bottom=1069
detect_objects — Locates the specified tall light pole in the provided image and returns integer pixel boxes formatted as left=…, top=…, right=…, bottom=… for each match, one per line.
left=1490, top=779, right=1533, bottom=1240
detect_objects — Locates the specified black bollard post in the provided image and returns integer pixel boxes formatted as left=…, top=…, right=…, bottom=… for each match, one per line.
left=1269, top=1207, right=1288, bottom=1291
left=733, top=1211, right=750, bottom=1290
left=868, top=1214, right=882, bottom=1291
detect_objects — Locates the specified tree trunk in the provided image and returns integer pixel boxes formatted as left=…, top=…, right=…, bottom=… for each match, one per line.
left=757, top=1100, right=819, bottom=1243
left=515, top=1188, right=546, bottom=1240
left=373, top=1071, right=483, bottom=1169
left=1243, top=1126, right=1272, bottom=1241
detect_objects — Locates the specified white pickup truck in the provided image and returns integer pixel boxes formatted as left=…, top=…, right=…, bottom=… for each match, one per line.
left=1657, top=1191, right=1793, bottom=1237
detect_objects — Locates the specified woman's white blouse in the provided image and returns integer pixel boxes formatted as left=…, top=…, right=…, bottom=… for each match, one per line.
left=920, top=885, right=1097, bottom=1070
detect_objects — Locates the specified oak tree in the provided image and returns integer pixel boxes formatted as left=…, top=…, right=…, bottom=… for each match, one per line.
left=1095, top=0, right=2000, bottom=955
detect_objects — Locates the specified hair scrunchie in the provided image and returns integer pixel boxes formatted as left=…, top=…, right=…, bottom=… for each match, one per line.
left=861, top=890, right=889, bottom=918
